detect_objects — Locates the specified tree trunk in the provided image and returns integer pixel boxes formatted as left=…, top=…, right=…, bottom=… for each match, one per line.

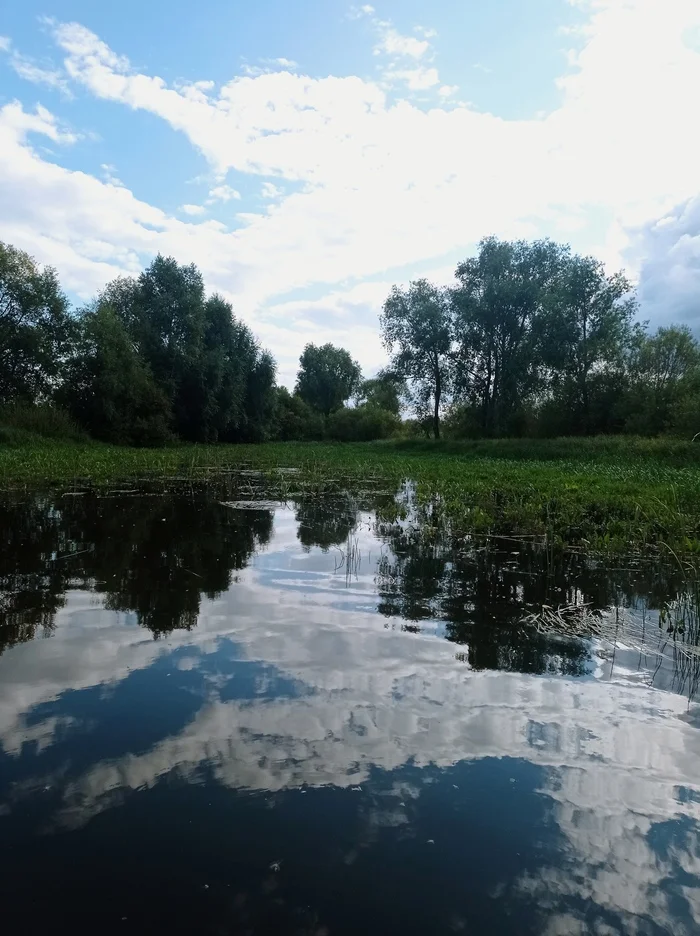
left=434, top=363, right=441, bottom=440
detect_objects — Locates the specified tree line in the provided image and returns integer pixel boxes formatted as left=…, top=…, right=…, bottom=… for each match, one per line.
left=0, top=241, right=399, bottom=444
left=1, top=236, right=698, bottom=444
left=382, top=236, right=700, bottom=439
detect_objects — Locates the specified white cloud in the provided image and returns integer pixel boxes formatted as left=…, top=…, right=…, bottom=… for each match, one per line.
left=374, top=27, right=430, bottom=60
left=0, top=0, right=698, bottom=375
left=624, top=193, right=700, bottom=331
left=180, top=203, right=206, bottom=216
left=206, top=184, right=241, bottom=203
left=438, top=84, right=458, bottom=97
left=100, top=163, right=124, bottom=187
left=261, top=182, right=283, bottom=198
left=0, top=35, right=70, bottom=93
left=385, top=66, right=439, bottom=90
left=10, top=55, right=70, bottom=93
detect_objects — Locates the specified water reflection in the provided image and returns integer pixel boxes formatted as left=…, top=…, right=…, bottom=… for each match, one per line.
left=0, top=487, right=699, bottom=935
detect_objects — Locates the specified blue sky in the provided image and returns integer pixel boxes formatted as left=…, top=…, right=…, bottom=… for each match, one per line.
left=1, top=0, right=699, bottom=384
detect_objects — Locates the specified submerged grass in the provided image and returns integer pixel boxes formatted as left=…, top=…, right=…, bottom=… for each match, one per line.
left=2, top=435, right=700, bottom=552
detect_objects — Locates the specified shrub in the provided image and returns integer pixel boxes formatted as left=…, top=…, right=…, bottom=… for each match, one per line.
left=325, top=404, right=399, bottom=442
left=0, top=402, right=86, bottom=443
left=272, top=388, right=325, bottom=441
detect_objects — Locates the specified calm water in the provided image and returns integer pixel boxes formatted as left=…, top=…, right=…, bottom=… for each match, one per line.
left=1, top=482, right=700, bottom=935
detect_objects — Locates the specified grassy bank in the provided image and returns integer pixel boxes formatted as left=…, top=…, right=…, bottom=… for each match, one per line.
left=2, top=435, right=700, bottom=552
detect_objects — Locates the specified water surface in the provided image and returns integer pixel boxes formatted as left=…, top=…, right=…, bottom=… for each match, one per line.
left=1, top=484, right=699, bottom=935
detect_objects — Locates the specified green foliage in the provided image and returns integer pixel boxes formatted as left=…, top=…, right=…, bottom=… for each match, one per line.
left=3, top=235, right=700, bottom=451
left=380, top=279, right=453, bottom=439
left=541, top=255, right=637, bottom=433
left=453, top=237, right=569, bottom=435
left=355, top=373, right=404, bottom=416
left=624, top=326, right=700, bottom=436
left=0, top=401, right=84, bottom=444
left=58, top=302, right=173, bottom=446
left=271, top=387, right=325, bottom=441
left=3, top=436, right=700, bottom=553
left=295, top=343, right=362, bottom=415
left=0, top=242, right=74, bottom=404
left=76, top=257, right=277, bottom=444
left=326, top=404, right=399, bottom=441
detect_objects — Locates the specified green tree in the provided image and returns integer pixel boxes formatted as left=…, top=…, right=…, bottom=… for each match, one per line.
left=200, top=294, right=271, bottom=442
left=0, top=242, right=73, bottom=403
left=625, top=325, right=700, bottom=435
left=237, top=349, right=277, bottom=441
left=271, top=387, right=325, bottom=441
left=355, top=371, right=404, bottom=416
left=58, top=302, right=172, bottom=445
left=453, top=238, right=568, bottom=436
left=100, top=260, right=277, bottom=443
left=543, top=255, right=636, bottom=434
left=295, top=343, right=362, bottom=415
left=380, top=279, right=453, bottom=439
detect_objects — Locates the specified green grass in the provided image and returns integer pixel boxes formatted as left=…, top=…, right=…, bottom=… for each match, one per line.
left=2, top=435, right=700, bottom=552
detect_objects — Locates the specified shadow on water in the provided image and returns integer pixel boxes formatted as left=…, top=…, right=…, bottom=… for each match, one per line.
left=1, top=482, right=700, bottom=935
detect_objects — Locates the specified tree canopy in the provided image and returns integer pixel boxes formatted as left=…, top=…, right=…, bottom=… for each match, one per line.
left=295, top=343, right=362, bottom=415
left=0, top=242, right=73, bottom=404
left=380, top=279, right=453, bottom=438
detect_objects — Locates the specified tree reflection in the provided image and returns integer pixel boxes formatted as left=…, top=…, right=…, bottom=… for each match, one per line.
left=0, top=490, right=274, bottom=651
left=295, top=495, right=359, bottom=551
left=374, top=521, right=687, bottom=677
left=0, top=497, right=66, bottom=654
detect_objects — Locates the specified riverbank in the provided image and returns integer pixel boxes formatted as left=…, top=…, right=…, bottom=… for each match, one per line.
left=2, top=436, right=700, bottom=551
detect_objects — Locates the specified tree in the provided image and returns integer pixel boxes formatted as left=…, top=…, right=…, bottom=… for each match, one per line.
left=295, top=343, right=362, bottom=415
left=624, top=325, right=700, bottom=435
left=272, top=387, right=325, bottom=441
left=200, top=294, right=272, bottom=442
left=453, top=238, right=568, bottom=435
left=542, top=255, right=636, bottom=434
left=355, top=371, right=404, bottom=416
left=238, top=349, right=277, bottom=441
left=58, top=302, right=172, bottom=445
left=380, top=280, right=453, bottom=439
left=99, top=260, right=278, bottom=443
left=0, top=242, right=73, bottom=404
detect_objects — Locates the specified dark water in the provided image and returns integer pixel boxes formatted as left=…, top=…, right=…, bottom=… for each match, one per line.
left=1, top=483, right=700, bottom=935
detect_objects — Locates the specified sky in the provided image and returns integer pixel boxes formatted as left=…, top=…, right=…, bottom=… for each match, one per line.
left=1, top=0, right=699, bottom=386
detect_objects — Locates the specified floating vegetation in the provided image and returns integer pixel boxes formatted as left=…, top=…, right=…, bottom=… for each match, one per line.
left=2, top=437, right=700, bottom=551
left=520, top=602, right=605, bottom=638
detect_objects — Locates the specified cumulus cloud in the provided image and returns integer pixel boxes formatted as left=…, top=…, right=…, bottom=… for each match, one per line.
left=373, top=27, right=430, bottom=60
left=0, top=0, right=699, bottom=374
left=261, top=182, right=283, bottom=199
left=180, top=203, right=206, bottom=216
left=624, top=194, right=700, bottom=331
left=206, top=183, right=241, bottom=203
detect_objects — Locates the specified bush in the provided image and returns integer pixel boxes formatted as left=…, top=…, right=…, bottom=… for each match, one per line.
left=271, top=388, right=325, bottom=441
left=325, top=404, right=399, bottom=442
left=0, top=402, right=86, bottom=443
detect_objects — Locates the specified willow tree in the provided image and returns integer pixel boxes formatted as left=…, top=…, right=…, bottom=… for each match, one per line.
left=380, top=279, right=453, bottom=438
left=453, top=237, right=568, bottom=435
